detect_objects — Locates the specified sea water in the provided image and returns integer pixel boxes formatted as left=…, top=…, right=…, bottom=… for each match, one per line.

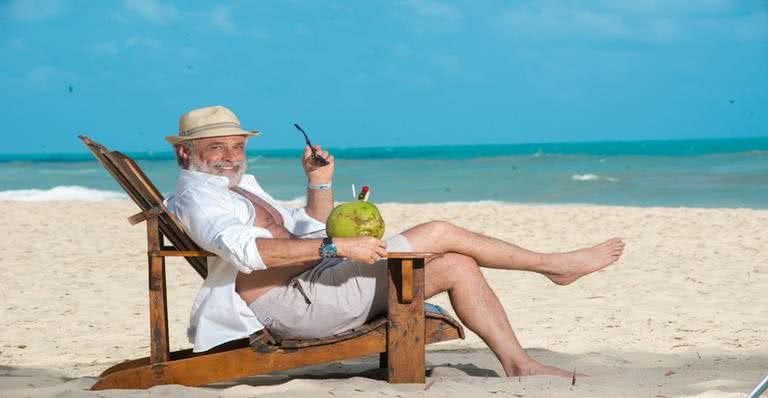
left=0, top=137, right=766, bottom=208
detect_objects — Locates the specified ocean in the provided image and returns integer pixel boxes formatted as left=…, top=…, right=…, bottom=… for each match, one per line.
left=1, top=137, right=766, bottom=208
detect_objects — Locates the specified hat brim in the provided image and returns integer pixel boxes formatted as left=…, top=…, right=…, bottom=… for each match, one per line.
left=165, top=128, right=260, bottom=145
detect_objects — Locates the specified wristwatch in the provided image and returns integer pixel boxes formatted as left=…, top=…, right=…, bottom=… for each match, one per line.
left=319, top=237, right=337, bottom=258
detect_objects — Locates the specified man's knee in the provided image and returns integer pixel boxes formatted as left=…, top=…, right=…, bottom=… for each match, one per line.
left=451, top=253, right=481, bottom=276
left=434, top=253, right=481, bottom=280
left=426, top=253, right=482, bottom=294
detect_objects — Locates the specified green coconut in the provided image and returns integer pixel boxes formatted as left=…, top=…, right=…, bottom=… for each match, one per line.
left=326, top=200, right=385, bottom=239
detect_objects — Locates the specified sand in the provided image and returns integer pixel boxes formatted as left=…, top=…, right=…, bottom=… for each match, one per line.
left=1, top=200, right=766, bottom=397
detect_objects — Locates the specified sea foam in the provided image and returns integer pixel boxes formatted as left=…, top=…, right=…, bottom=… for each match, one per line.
left=0, top=186, right=126, bottom=201
left=572, top=174, right=619, bottom=182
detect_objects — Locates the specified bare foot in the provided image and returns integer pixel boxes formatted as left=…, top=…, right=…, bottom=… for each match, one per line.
left=543, top=238, right=625, bottom=285
left=507, top=361, right=587, bottom=378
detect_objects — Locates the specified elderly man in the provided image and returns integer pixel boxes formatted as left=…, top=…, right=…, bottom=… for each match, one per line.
left=165, top=105, right=625, bottom=378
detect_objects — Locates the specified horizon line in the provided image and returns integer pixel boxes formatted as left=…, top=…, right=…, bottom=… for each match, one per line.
left=2, top=135, right=767, bottom=158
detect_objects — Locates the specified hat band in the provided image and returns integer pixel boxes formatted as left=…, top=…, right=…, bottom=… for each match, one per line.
left=181, top=122, right=242, bottom=136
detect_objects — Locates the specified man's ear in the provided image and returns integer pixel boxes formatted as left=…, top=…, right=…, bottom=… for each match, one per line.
left=175, top=144, right=191, bottom=168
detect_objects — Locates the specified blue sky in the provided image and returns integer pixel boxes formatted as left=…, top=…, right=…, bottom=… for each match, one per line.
left=1, top=0, right=767, bottom=154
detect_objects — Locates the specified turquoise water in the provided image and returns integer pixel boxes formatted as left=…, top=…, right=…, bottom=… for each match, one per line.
left=1, top=137, right=766, bottom=208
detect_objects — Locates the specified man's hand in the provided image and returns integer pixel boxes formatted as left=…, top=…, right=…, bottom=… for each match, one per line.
left=302, top=145, right=334, bottom=183
left=334, top=236, right=387, bottom=264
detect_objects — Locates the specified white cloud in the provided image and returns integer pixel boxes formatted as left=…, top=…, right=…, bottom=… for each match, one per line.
left=123, top=0, right=178, bottom=24
left=211, top=5, right=236, bottom=33
left=6, top=0, right=63, bottom=21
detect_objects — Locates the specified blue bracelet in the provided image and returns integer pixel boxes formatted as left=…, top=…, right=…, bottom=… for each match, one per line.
left=308, top=182, right=332, bottom=190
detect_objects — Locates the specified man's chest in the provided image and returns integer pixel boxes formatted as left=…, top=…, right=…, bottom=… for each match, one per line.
left=229, top=187, right=293, bottom=237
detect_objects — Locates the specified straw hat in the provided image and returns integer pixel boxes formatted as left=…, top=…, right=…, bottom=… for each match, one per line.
left=165, top=105, right=260, bottom=145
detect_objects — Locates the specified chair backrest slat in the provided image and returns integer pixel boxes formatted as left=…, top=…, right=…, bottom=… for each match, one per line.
left=82, top=138, right=152, bottom=210
left=112, top=152, right=209, bottom=277
left=79, top=136, right=208, bottom=278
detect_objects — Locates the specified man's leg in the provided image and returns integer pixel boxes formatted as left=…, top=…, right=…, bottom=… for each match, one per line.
left=424, top=253, right=573, bottom=377
left=402, top=221, right=624, bottom=285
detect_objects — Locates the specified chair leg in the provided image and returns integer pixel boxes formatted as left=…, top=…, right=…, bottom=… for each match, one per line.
left=146, top=216, right=170, bottom=364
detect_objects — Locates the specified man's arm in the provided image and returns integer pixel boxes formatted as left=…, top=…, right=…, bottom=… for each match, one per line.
left=257, top=236, right=388, bottom=267
left=302, top=145, right=334, bottom=223
left=256, top=239, right=323, bottom=268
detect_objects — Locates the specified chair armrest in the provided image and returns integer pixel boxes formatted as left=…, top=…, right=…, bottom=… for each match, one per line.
left=385, top=252, right=435, bottom=303
left=150, top=247, right=216, bottom=257
left=149, top=249, right=217, bottom=257
left=385, top=252, right=431, bottom=383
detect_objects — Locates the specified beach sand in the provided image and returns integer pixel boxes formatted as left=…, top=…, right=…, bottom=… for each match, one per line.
left=1, top=200, right=766, bottom=397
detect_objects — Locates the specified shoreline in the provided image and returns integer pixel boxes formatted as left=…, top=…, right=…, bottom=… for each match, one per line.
left=2, top=136, right=768, bottom=161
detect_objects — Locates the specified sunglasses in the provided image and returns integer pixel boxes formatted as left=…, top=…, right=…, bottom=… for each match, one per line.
left=293, top=123, right=329, bottom=166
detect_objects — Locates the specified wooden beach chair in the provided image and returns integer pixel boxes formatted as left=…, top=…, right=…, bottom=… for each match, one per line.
left=78, top=136, right=464, bottom=390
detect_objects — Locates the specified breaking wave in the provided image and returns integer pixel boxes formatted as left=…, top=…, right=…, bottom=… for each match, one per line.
left=571, top=174, right=619, bottom=182
left=0, top=186, right=127, bottom=201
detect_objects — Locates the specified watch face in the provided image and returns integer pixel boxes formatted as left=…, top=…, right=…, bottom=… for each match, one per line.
left=320, top=244, right=337, bottom=258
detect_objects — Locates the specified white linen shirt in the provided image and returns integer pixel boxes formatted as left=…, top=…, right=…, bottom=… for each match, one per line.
left=164, top=169, right=326, bottom=352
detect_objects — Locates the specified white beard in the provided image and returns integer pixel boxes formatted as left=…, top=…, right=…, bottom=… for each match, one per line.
left=188, top=157, right=246, bottom=188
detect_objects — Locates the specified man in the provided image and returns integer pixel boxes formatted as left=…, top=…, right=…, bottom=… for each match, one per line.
left=165, top=105, right=625, bottom=378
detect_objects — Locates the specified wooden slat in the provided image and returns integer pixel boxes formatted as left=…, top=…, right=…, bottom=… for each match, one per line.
left=98, top=313, right=463, bottom=377
left=386, top=258, right=426, bottom=383
left=116, top=151, right=165, bottom=199
left=425, top=312, right=463, bottom=342
left=279, top=318, right=388, bottom=349
left=400, top=261, right=413, bottom=303
left=152, top=250, right=215, bottom=257
left=91, top=329, right=387, bottom=390
left=100, top=338, right=251, bottom=377
left=128, top=207, right=161, bottom=226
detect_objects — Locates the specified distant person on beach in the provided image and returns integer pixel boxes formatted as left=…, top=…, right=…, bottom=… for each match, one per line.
left=165, top=105, right=625, bottom=378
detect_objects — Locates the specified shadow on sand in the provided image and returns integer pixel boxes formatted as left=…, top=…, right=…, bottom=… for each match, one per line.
left=208, top=346, right=766, bottom=396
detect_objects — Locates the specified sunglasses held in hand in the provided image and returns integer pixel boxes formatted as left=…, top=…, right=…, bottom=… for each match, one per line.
left=293, top=123, right=329, bottom=166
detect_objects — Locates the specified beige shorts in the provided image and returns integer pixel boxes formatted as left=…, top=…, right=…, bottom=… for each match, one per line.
left=248, top=234, right=412, bottom=340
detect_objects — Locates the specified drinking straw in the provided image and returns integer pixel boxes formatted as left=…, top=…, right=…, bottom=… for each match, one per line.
left=747, top=375, right=768, bottom=398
